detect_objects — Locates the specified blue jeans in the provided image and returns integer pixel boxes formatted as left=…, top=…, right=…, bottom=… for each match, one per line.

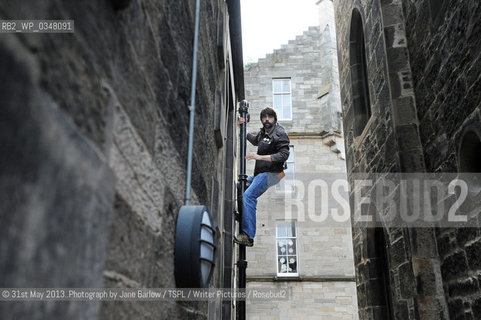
left=241, top=172, right=281, bottom=239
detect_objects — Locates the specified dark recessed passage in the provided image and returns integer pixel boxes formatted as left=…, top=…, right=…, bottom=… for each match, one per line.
left=459, top=131, right=481, bottom=172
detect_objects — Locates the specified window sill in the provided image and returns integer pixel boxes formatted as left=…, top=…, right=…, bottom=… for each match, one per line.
left=275, top=274, right=300, bottom=280
left=246, top=275, right=357, bottom=282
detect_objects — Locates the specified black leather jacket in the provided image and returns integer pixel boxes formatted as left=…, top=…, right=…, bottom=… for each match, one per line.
left=247, top=123, right=290, bottom=176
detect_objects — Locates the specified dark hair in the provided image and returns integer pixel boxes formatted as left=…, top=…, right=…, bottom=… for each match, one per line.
left=260, top=107, right=278, bottom=122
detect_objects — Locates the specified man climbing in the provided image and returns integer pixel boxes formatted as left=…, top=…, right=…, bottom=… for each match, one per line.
left=234, top=107, right=290, bottom=247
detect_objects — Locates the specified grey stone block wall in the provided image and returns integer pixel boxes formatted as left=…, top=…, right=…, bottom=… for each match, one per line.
left=334, top=1, right=422, bottom=318
left=0, top=1, right=241, bottom=319
left=247, top=281, right=358, bottom=320
left=0, top=36, right=115, bottom=319
left=246, top=139, right=355, bottom=278
left=245, top=25, right=342, bottom=135
left=243, top=2, right=358, bottom=318
left=334, top=0, right=481, bottom=319
left=400, top=0, right=481, bottom=319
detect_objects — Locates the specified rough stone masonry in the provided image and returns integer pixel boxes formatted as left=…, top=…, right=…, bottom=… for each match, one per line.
left=0, top=1, right=243, bottom=319
left=334, top=0, right=481, bottom=319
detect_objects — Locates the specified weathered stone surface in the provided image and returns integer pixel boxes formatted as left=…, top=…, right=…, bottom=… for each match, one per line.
left=334, top=0, right=481, bottom=318
left=448, top=277, right=480, bottom=298
left=398, top=262, right=416, bottom=299
left=389, top=237, right=408, bottom=268
left=465, top=239, right=481, bottom=271
left=244, top=3, right=357, bottom=319
left=399, top=0, right=481, bottom=315
left=441, top=252, right=469, bottom=282
left=412, top=259, right=437, bottom=296
left=0, top=0, right=240, bottom=319
left=0, top=36, right=115, bottom=319
left=244, top=26, right=342, bottom=135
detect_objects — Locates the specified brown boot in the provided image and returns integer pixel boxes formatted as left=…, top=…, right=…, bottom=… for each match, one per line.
left=234, top=232, right=254, bottom=247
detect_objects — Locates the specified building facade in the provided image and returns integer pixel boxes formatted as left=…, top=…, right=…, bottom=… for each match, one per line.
left=334, top=0, right=481, bottom=319
left=0, top=0, right=244, bottom=319
left=242, top=1, right=358, bottom=319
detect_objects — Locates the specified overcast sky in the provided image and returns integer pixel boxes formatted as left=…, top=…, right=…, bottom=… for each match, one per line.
left=241, top=0, right=320, bottom=63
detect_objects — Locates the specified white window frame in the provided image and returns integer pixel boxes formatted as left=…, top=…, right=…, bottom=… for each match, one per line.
left=272, top=78, right=292, bottom=121
left=275, top=220, right=299, bottom=277
left=276, top=146, right=295, bottom=193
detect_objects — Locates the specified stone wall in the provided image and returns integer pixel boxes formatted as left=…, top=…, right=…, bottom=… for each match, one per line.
left=247, top=138, right=354, bottom=278
left=400, top=0, right=481, bottom=319
left=247, top=281, right=358, bottom=320
left=0, top=1, right=241, bottom=319
left=0, top=37, right=115, bottom=319
left=334, top=1, right=420, bottom=318
left=245, top=26, right=339, bottom=135
left=243, top=2, right=358, bottom=318
left=333, top=0, right=481, bottom=319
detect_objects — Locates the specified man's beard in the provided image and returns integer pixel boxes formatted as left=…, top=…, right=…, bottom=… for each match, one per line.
left=263, top=122, right=273, bottom=130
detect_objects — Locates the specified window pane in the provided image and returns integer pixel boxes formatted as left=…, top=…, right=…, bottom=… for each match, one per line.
left=289, top=222, right=296, bottom=237
left=284, top=108, right=291, bottom=120
left=287, top=147, right=294, bottom=162
left=278, top=256, right=288, bottom=273
left=276, top=222, right=287, bottom=237
left=276, top=103, right=285, bottom=119
left=276, top=220, right=297, bottom=275
left=287, top=240, right=296, bottom=254
left=277, top=106, right=285, bottom=120
left=277, top=241, right=287, bottom=255
left=288, top=256, right=297, bottom=272
left=282, top=96, right=291, bottom=119
left=282, top=80, right=290, bottom=92
left=285, top=226, right=293, bottom=237
left=285, top=166, right=293, bottom=176
left=282, top=221, right=295, bottom=237
left=273, top=94, right=282, bottom=108
left=277, top=147, right=294, bottom=192
left=273, top=80, right=282, bottom=92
